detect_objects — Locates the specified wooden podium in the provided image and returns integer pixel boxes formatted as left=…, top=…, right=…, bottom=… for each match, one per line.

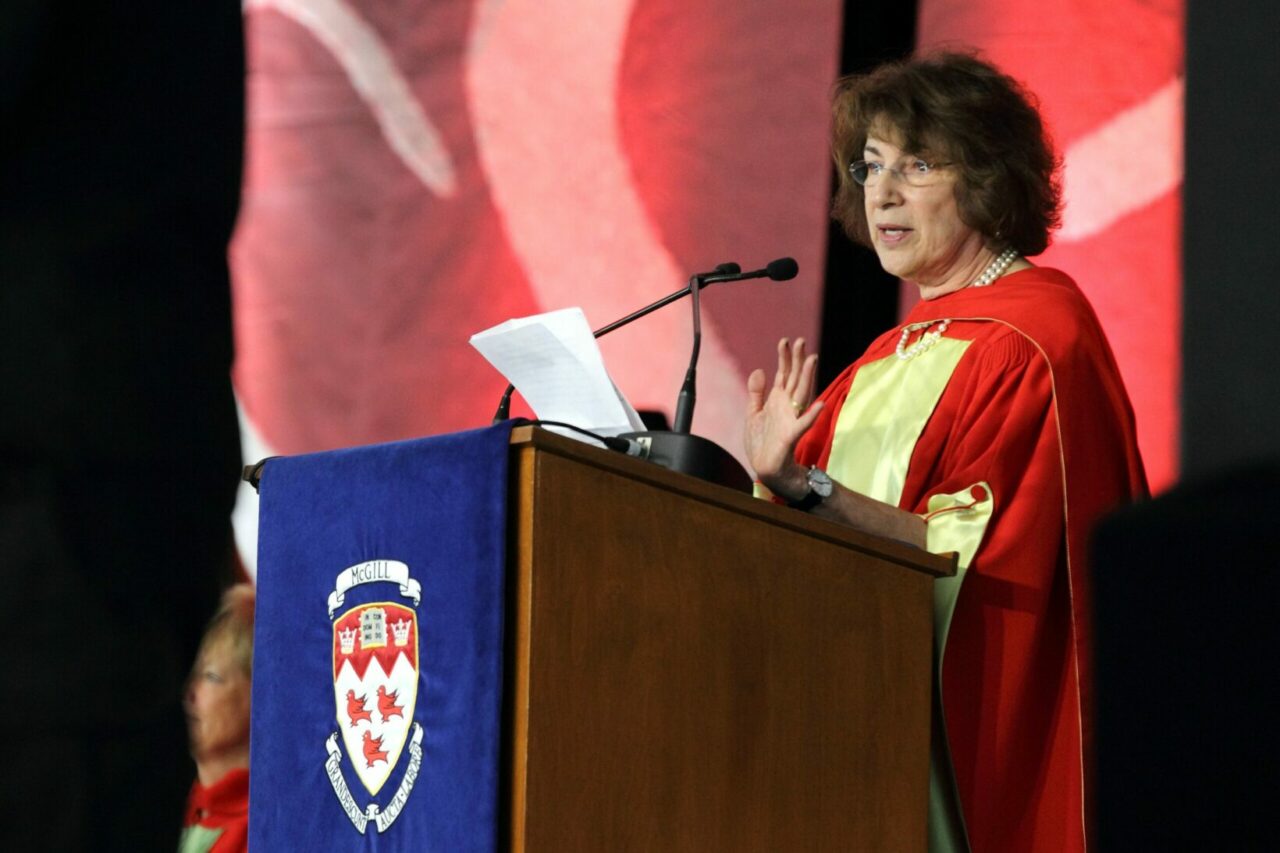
left=503, top=427, right=954, bottom=851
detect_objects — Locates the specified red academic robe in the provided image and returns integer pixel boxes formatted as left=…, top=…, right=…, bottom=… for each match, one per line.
left=181, top=768, right=249, bottom=853
left=794, top=267, right=1147, bottom=852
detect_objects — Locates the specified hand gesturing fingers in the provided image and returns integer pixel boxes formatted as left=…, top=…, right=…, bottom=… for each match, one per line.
left=746, top=367, right=768, bottom=415
left=774, top=337, right=818, bottom=414
left=745, top=337, right=824, bottom=484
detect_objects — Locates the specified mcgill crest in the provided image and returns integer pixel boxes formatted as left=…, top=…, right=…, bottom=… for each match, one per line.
left=323, top=561, right=424, bottom=834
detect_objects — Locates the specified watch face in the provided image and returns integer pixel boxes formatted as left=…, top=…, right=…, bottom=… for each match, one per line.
left=808, top=467, right=833, bottom=498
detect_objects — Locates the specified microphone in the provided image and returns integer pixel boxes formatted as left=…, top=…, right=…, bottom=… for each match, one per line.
left=698, top=256, right=798, bottom=285
left=765, top=256, right=799, bottom=280
left=488, top=256, right=799, bottom=494
left=671, top=270, right=704, bottom=434
left=671, top=257, right=797, bottom=434
left=617, top=255, right=799, bottom=491
left=490, top=260, right=759, bottom=423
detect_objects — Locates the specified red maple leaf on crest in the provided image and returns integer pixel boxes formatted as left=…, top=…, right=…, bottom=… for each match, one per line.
left=362, top=730, right=389, bottom=767
left=376, top=685, right=404, bottom=721
left=346, top=689, right=372, bottom=727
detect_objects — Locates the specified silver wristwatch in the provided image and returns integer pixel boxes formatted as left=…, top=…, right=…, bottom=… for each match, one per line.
left=787, top=466, right=833, bottom=511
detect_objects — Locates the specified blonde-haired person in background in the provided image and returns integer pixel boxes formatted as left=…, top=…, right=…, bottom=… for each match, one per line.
left=180, top=585, right=254, bottom=853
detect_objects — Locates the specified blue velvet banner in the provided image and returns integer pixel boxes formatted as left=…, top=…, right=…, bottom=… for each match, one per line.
left=248, top=423, right=514, bottom=851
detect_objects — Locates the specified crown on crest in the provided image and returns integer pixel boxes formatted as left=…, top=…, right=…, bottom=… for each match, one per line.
left=338, top=624, right=358, bottom=655
left=390, top=618, right=411, bottom=647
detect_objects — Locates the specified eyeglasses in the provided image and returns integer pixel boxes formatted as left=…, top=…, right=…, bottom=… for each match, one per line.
left=848, top=158, right=951, bottom=187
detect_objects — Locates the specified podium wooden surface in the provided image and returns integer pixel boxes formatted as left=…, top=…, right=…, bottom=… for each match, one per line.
left=503, top=427, right=954, bottom=852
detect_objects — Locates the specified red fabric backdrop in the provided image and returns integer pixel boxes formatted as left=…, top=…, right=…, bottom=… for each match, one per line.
left=916, top=0, right=1184, bottom=492
left=228, top=0, right=1184, bottom=567
left=231, top=0, right=838, bottom=447
left=230, top=0, right=842, bottom=568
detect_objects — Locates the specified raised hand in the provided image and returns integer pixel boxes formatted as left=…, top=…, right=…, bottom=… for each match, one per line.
left=743, top=337, right=823, bottom=499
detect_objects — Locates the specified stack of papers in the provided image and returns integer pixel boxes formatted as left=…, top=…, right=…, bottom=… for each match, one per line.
left=470, top=308, right=645, bottom=441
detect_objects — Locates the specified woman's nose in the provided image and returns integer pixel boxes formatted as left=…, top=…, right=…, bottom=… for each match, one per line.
left=867, top=177, right=901, bottom=208
left=865, top=183, right=896, bottom=207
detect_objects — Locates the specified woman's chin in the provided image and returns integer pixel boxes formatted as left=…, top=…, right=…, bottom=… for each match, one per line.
left=875, top=255, right=912, bottom=280
left=867, top=242, right=900, bottom=273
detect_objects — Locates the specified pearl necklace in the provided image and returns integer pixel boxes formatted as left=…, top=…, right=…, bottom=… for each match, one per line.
left=971, top=246, right=1019, bottom=287
left=895, top=248, right=1019, bottom=361
left=896, top=318, right=951, bottom=360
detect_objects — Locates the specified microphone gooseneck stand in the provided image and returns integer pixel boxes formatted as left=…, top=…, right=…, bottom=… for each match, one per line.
left=493, top=259, right=799, bottom=493
left=489, top=263, right=742, bottom=425
left=617, top=264, right=753, bottom=492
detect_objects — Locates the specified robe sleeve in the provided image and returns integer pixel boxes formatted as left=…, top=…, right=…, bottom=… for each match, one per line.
left=907, top=325, right=1063, bottom=569
left=906, top=326, right=1089, bottom=853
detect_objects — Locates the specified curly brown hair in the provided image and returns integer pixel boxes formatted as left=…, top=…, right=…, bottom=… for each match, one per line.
left=831, top=51, right=1061, bottom=257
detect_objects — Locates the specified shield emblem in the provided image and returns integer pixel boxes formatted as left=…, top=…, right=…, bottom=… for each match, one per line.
left=332, top=601, right=419, bottom=795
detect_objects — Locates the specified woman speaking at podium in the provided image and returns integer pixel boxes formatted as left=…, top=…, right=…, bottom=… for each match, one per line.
left=744, top=52, right=1146, bottom=853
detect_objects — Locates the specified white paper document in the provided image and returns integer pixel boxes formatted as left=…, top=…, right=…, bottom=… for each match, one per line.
left=469, top=308, right=645, bottom=439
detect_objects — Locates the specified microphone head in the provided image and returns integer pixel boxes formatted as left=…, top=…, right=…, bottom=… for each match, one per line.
left=766, top=257, right=799, bottom=281
left=714, top=262, right=742, bottom=275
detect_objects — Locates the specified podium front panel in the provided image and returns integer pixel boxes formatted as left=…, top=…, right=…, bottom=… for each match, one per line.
left=505, top=433, right=935, bottom=852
